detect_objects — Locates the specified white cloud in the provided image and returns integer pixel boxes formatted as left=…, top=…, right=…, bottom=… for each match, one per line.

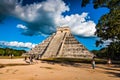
left=0, top=0, right=96, bottom=37
left=102, top=39, right=112, bottom=47
left=55, top=13, right=96, bottom=37
left=0, top=41, right=37, bottom=49
left=17, top=24, right=27, bottom=29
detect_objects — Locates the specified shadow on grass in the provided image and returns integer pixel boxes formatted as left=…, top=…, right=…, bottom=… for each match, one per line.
left=107, top=71, right=120, bottom=77
left=0, top=65, right=4, bottom=68
left=41, top=60, right=82, bottom=67
left=0, top=63, right=30, bottom=68
left=40, top=58, right=93, bottom=68
left=40, top=66, right=53, bottom=69
left=113, top=65, right=120, bottom=68
left=97, top=66, right=120, bottom=72
left=97, top=66, right=120, bottom=78
left=41, top=58, right=120, bottom=70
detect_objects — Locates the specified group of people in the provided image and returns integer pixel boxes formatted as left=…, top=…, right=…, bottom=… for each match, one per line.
left=91, top=56, right=112, bottom=69
left=24, top=54, right=112, bottom=68
left=24, top=54, right=39, bottom=64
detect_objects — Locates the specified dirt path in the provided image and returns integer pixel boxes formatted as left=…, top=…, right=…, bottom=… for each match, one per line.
left=0, top=59, right=120, bottom=80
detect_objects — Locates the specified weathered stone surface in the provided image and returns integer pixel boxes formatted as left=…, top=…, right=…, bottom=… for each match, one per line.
left=27, top=27, right=93, bottom=59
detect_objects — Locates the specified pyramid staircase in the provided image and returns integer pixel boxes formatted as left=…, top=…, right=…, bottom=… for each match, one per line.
left=27, top=27, right=93, bottom=59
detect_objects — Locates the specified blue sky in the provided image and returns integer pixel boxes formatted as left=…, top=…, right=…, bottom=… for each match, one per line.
left=0, top=0, right=109, bottom=51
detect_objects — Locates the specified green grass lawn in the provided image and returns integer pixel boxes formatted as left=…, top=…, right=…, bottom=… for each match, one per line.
left=41, top=57, right=106, bottom=64
left=0, top=56, right=24, bottom=59
left=41, top=57, right=120, bottom=64
left=0, top=56, right=120, bottom=64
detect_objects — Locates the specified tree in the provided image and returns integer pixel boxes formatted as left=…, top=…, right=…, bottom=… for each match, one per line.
left=82, top=0, right=120, bottom=59
left=0, top=49, right=5, bottom=56
left=0, top=48, right=26, bottom=56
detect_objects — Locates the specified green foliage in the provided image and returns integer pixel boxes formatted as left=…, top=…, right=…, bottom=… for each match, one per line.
left=0, top=48, right=26, bottom=56
left=81, top=0, right=90, bottom=7
left=91, top=48, right=108, bottom=59
left=82, top=0, right=120, bottom=59
left=93, top=0, right=108, bottom=8
left=107, top=42, right=120, bottom=59
left=0, top=49, right=5, bottom=56
left=91, top=47, right=120, bottom=60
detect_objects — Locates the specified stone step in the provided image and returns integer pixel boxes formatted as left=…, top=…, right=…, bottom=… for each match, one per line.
left=27, top=27, right=94, bottom=59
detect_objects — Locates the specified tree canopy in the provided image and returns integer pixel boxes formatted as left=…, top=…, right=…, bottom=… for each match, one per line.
left=82, top=0, right=120, bottom=59
left=0, top=48, right=26, bottom=56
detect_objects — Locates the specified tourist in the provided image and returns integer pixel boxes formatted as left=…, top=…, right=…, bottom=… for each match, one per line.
left=107, top=58, right=112, bottom=66
left=34, top=57, right=38, bottom=64
left=24, top=56, right=27, bottom=61
left=29, top=55, right=33, bottom=64
left=10, top=54, right=14, bottom=59
left=91, top=56, right=95, bottom=69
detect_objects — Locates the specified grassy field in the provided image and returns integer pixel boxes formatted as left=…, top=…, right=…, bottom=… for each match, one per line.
left=41, top=57, right=106, bottom=64
left=0, top=56, right=24, bottom=59
left=0, top=56, right=120, bottom=64
left=41, top=57, right=120, bottom=64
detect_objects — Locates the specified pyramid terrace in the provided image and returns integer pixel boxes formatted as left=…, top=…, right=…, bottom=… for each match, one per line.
left=27, top=27, right=94, bottom=59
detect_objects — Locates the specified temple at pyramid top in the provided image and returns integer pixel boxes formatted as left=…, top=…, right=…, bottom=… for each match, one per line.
left=27, top=27, right=94, bottom=59
left=57, top=27, right=70, bottom=33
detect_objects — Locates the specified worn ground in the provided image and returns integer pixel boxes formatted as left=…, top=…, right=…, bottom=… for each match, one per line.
left=0, top=59, right=120, bottom=80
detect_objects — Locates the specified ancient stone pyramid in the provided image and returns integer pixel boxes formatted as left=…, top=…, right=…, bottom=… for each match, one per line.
left=28, top=27, right=93, bottom=59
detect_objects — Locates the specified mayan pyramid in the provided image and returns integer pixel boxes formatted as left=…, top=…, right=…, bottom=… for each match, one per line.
left=27, top=27, right=93, bottom=59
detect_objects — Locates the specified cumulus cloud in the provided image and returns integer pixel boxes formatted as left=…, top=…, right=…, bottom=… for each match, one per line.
left=17, top=24, right=27, bottom=29
left=15, top=0, right=69, bottom=36
left=0, top=0, right=96, bottom=37
left=0, top=41, right=37, bottom=49
left=0, top=0, right=17, bottom=22
left=56, top=13, right=96, bottom=37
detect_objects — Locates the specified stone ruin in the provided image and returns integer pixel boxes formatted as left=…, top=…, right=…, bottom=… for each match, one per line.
left=27, top=27, right=94, bottom=59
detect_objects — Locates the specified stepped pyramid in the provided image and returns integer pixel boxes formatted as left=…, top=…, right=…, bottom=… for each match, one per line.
left=27, top=27, right=93, bottom=59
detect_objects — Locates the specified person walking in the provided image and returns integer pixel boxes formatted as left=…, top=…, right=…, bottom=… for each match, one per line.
left=107, top=58, right=112, bottom=66
left=29, top=55, right=33, bottom=64
left=24, top=56, right=27, bottom=61
left=91, top=56, right=95, bottom=69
